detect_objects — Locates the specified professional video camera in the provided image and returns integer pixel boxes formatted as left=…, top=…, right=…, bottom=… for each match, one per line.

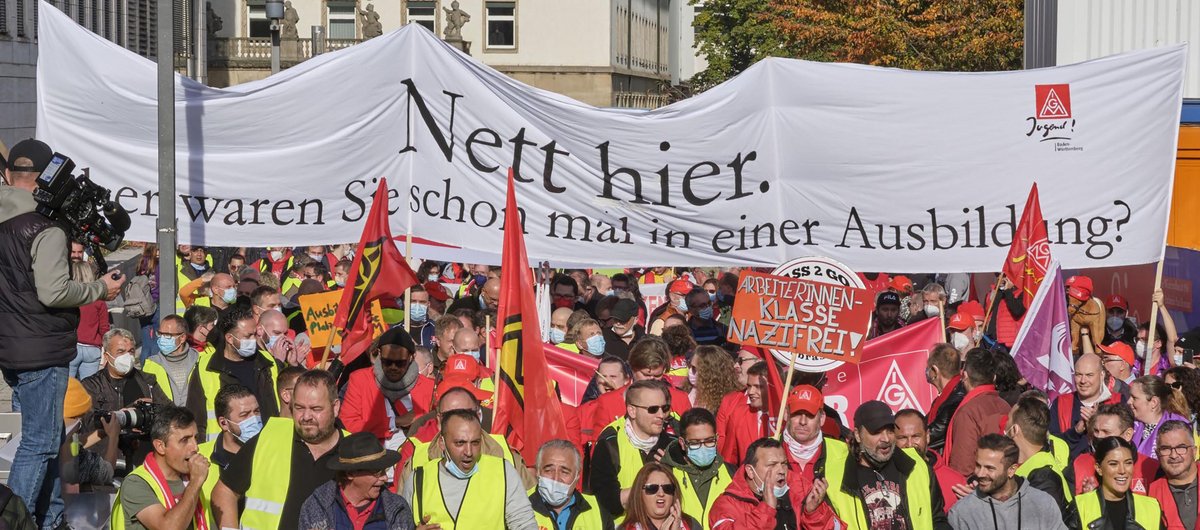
left=32, top=153, right=130, bottom=273
left=96, top=401, right=165, bottom=433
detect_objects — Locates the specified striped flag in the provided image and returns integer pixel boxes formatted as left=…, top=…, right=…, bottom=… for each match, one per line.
left=492, top=169, right=569, bottom=461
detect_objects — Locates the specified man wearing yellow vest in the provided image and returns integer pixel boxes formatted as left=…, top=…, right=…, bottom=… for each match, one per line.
left=211, top=370, right=343, bottom=530
left=1006, top=394, right=1072, bottom=515
left=196, top=385, right=261, bottom=502
left=185, top=306, right=280, bottom=442
left=403, top=409, right=537, bottom=529
left=529, top=439, right=613, bottom=530
left=947, top=434, right=1068, bottom=529
left=111, top=406, right=212, bottom=530
left=588, top=379, right=678, bottom=520
left=823, top=400, right=950, bottom=529
left=661, top=408, right=731, bottom=530
left=142, top=315, right=199, bottom=407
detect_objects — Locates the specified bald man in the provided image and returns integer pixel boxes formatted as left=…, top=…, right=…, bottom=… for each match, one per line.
left=447, top=278, right=501, bottom=314
left=548, top=308, right=573, bottom=346
left=258, top=310, right=306, bottom=366
left=1049, top=352, right=1128, bottom=458
left=451, top=327, right=483, bottom=364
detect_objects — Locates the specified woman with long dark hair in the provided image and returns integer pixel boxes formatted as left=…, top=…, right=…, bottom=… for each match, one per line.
left=621, top=462, right=700, bottom=530
left=1071, top=436, right=1162, bottom=530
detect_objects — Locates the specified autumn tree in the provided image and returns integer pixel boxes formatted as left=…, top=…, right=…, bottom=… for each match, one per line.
left=690, top=0, right=1023, bottom=89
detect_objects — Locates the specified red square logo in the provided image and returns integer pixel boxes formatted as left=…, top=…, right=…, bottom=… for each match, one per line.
left=1035, top=84, right=1072, bottom=119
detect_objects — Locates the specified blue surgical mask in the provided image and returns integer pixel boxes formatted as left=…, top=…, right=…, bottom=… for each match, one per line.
left=479, top=295, right=488, bottom=310
left=235, top=415, right=263, bottom=443
left=266, top=334, right=281, bottom=350
left=676, top=299, right=688, bottom=312
left=708, top=292, right=717, bottom=301
left=585, top=335, right=606, bottom=356
left=222, top=288, right=237, bottom=304
left=605, top=289, right=615, bottom=297
left=234, top=338, right=258, bottom=358
left=687, top=445, right=718, bottom=467
left=156, top=336, right=179, bottom=354
left=410, top=303, right=428, bottom=322
left=473, top=274, right=488, bottom=287
left=773, top=483, right=790, bottom=498
left=537, top=476, right=574, bottom=507
left=698, top=306, right=714, bottom=320
left=548, top=328, right=566, bottom=344
left=428, top=274, right=440, bottom=282
left=460, top=350, right=481, bottom=362
left=444, top=456, right=478, bottom=479
left=190, top=263, right=206, bottom=271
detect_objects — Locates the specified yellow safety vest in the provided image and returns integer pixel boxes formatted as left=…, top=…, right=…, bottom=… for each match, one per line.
left=531, top=492, right=609, bottom=530
left=602, top=417, right=652, bottom=525
left=141, top=359, right=175, bottom=403
left=1048, top=434, right=1069, bottom=469
left=825, top=445, right=933, bottom=530
left=195, top=349, right=280, bottom=442
left=241, top=417, right=294, bottom=530
left=281, top=276, right=302, bottom=295
left=196, top=438, right=223, bottom=506
left=110, top=461, right=214, bottom=530
left=412, top=455, right=507, bottom=529
left=1015, top=450, right=1073, bottom=502
left=556, top=343, right=580, bottom=354
left=672, top=461, right=732, bottom=530
left=1075, top=490, right=1161, bottom=530
left=410, top=433, right=515, bottom=471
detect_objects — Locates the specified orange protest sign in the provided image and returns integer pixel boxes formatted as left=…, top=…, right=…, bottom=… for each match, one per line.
left=299, top=289, right=387, bottom=346
left=727, top=270, right=873, bottom=364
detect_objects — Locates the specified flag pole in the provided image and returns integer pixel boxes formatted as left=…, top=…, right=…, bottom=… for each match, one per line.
left=773, top=350, right=800, bottom=439
left=404, top=233, right=413, bottom=331
left=939, top=300, right=947, bottom=338
left=318, top=328, right=338, bottom=370
left=1147, top=259, right=1165, bottom=371
left=981, top=277, right=1002, bottom=338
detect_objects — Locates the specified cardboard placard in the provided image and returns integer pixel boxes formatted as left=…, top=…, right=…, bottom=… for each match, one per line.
left=298, top=289, right=387, bottom=346
left=727, top=270, right=872, bottom=364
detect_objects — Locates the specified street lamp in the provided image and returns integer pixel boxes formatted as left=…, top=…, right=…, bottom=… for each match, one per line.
left=266, top=0, right=284, bottom=74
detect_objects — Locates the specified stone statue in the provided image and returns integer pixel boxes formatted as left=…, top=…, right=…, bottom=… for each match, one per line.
left=280, top=0, right=300, bottom=40
left=443, top=0, right=470, bottom=40
left=206, top=2, right=222, bottom=39
left=359, top=3, right=382, bottom=39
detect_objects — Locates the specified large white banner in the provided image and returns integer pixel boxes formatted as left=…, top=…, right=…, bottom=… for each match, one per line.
left=35, top=3, right=1186, bottom=271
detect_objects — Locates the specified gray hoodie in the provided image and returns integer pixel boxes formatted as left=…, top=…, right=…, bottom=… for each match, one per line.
left=948, top=477, right=1068, bottom=530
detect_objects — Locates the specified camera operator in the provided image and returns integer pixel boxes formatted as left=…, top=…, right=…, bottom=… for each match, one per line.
left=0, top=139, right=124, bottom=528
left=81, top=328, right=171, bottom=471
left=60, top=377, right=119, bottom=491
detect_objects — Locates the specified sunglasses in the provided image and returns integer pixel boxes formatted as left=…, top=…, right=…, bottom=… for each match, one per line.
left=631, top=403, right=671, bottom=415
left=643, top=483, right=676, bottom=495
left=380, top=357, right=409, bottom=367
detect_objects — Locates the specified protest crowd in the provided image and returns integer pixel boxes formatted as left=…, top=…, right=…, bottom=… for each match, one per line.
left=2, top=140, right=1198, bottom=530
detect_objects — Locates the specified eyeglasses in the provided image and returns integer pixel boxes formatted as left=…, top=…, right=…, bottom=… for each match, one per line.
left=630, top=403, right=671, bottom=415
left=1157, top=444, right=1194, bottom=456
left=684, top=438, right=718, bottom=450
left=737, top=356, right=758, bottom=365
left=642, top=483, right=676, bottom=495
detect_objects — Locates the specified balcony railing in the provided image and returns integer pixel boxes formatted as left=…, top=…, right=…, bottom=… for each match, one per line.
left=210, top=37, right=363, bottom=66
left=613, top=91, right=670, bottom=110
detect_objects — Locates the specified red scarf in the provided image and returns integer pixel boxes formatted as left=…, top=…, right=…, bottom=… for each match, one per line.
left=143, top=453, right=210, bottom=530
left=941, top=384, right=996, bottom=463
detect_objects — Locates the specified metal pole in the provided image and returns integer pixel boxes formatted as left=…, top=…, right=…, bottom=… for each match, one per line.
left=311, top=25, right=325, bottom=56
left=195, top=0, right=207, bottom=84
left=270, top=25, right=281, bottom=74
left=157, top=0, right=178, bottom=318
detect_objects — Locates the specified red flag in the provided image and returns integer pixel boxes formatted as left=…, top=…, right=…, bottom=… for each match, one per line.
left=544, top=343, right=600, bottom=407
left=492, top=169, right=569, bottom=462
left=1002, top=184, right=1052, bottom=303
left=332, top=178, right=420, bottom=365
left=824, top=319, right=944, bottom=427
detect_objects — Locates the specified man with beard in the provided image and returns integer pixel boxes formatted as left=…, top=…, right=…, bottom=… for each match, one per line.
left=947, top=434, right=1067, bottom=530
left=824, top=400, right=950, bottom=529
left=339, top=328, right=431, bottom=443
left=1149, top=421, right=1200, bottom=529
left=868, top=291, right=906, bottom=339
left=211, top=370, right=345, bottom=530
left=893, top=409, right=965, bottom=511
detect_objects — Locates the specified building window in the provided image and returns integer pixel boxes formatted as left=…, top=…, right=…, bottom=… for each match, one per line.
left=406, top=1, right=436, bottom=34
left=248, top=5, right=270, bottom=38
left=327, top=4, right=355, bottom=39
left=485, top=1, right=514, bottom=49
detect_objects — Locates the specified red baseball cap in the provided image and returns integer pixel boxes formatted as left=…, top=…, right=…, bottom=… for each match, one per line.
left=889, top=276, right=913, bottom=293
left=786, top=385, right=823, bottom=417
left=434, top=379, right=494, bottom=408
left=957, top=301, right=985, bottom=322
left=1067, top=276, right=1093, bottom=302
left=668, top=279, right=695, bottom=296
left=423, top=281, right=450, bottom=302
left=947, top=312, right=973, bottom=332
left=1106, top=294, right=1129, bottom=312
left=1099, top=341, right=1135, bottom=367
left=442, top=354, right=481, bottom=382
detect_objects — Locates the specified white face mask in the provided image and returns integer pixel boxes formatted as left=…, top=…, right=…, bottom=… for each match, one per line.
left=924, top=304, right=941, bottom=317
left=952, top=332, right=971, bottom=351
left=1135, top=340, right=1147, bottom=358
left=537, top=476, right=574, bottom=507
left=109, top=352, right=134, bottom=376
left=269, top=250, right=283, bottom=261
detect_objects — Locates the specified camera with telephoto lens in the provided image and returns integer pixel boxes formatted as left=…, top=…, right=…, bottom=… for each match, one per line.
left=31, top=153, right=130, bottom=273
left=97, top=401, right=164, bottom=432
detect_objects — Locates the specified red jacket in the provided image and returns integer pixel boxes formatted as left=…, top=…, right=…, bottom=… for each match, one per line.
left=1150, top=465, right=1200, bottom=529
left=709, top=465, right=839, bottom=529
left=928, top=450, right=965, bottom=512
left=338, top=368, right=434, bottom=442
left=587, top=382, right=691, bottom=439
left=76, top=300, right=110, bottom=347
left=717, top=391, right=767, bottom=467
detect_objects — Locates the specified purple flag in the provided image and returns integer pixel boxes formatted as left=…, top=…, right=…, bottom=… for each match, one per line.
left=1010, top=261, right=1074, bottom=399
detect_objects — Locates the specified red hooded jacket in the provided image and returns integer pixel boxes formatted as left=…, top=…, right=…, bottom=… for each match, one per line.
left=716, top=391, right=768, bottom=467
